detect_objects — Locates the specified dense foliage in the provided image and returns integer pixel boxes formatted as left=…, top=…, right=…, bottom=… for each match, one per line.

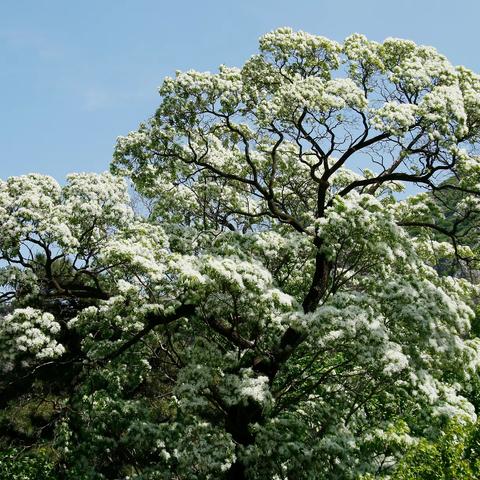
left=1, top=28, right=480, bottom=479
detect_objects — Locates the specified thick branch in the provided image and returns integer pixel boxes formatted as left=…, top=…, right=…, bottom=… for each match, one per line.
left=205, top=316, right=254, bottom=350
left=101, top=304, right=195, bottom=363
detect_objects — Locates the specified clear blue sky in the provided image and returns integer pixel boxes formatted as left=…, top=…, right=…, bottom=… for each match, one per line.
left=1, top=0, right=479, bottom=180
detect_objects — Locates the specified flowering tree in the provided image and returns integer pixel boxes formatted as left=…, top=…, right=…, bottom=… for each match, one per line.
left=1, top=28, right=480, bottom=479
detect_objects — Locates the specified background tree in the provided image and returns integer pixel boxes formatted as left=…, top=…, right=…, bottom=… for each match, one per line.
left=1, top=28, right=480, bottom=479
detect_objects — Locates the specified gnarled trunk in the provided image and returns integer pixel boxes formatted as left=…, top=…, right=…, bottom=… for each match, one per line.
left=302, top=247, right=330, bottom=314
left=225, top=401, right=263, bottom=479
left=225, top=241, right=330, bottom=479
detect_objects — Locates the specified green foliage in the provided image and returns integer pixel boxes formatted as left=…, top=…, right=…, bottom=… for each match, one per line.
left=391, top=420, right=480, bottom=480
left=0, top=448, right=56, bottom=480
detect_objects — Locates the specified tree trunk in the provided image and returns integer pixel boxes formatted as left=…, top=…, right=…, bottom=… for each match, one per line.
left=225, top=239, right=330, bottom=479
left=226, top=460, right=248, bottom=480
left=302, top=247, right=330, bottom=314
left=225, top=401, right=263, bottom=479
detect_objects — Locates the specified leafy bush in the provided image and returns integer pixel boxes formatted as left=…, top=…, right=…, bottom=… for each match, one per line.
left=392, top=420, right=480, bottom=480
left=0, top=448, right=56, bottom=480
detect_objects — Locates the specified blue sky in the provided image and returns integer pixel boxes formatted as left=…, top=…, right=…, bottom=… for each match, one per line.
left=1, top=0, right=479, bottom=180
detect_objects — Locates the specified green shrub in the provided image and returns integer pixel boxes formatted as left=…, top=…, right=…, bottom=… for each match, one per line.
left=391, top=420, right=480, bottom=480
left=0, top=447, right=56, bottom=480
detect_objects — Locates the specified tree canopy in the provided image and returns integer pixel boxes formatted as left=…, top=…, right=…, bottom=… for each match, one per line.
left=1, top=28, right=480, bottom=479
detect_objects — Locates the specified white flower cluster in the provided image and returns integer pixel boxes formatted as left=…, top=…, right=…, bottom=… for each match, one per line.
left=237, top=371, right=271, bottom=405
left=418, top=84, right=468, bottom=139
left=388, top=44, right=457, bottom=92
left=371, top=102, right=417, bottom=135
left=101, top=222, right=169, bottom=283
left=259, top=27, right=341, bottom=73
left=0, top=172, right=133, bottom=254
left=273, top=77, right=368, bottom=118
left=0, top=308, right=65, bottom=371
